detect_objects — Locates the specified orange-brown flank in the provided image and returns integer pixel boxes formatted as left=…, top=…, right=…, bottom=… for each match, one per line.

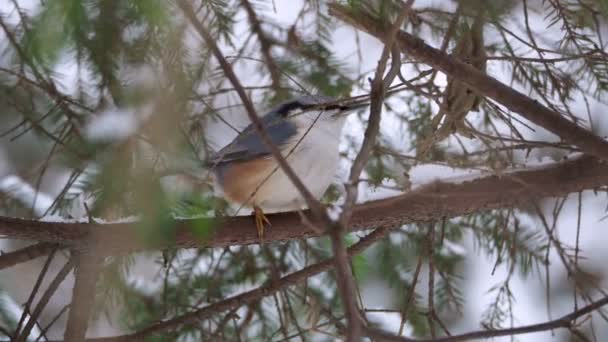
left=220, top=157, right=276, bottom=205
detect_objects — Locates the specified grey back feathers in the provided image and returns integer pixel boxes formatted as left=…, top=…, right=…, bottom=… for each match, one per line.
left=209, top=95, right=338, bottom=170
left=212, top=112, right=298, bottom=167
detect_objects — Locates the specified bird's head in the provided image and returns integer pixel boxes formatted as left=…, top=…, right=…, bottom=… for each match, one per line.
left=270, top=95, right=367, bottom=128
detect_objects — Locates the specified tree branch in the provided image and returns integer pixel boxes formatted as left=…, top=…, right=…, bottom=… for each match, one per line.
left=64, top=250, right=104, bottom=342
left=16, top=258, right=75, bottom=342
left=241, top=0, right=283, bottom=94
left=0, top=156, right=606, bottom=255
left=364, top=294, right=608, bottom=341
left=86, top=225, right=393, bottom=341
left=14, top=248, right=57, bottom=339
left=328, top=4, right=608, bottom=161
left=0, top=242, right=59, bottom=270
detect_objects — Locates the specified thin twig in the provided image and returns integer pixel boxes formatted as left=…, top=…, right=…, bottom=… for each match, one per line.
left=17, top=258, right=75, bottom=342
left=241, top=0, right=283, bottom=93
left=364, top=294, right=608, bottom=341
left=426, top=223, right=436, bottom=339
left=87, top=227, right=393, bottom=341
left=328, top=4, right=608, bottom=161
left=14, top=248, right=57, bottom=339
left=35, top=304, right=70, bottom=342
left=341, top=0, right=413, bottom=223
left=398, top=253, right=424, bottom=335
left=335, top=3, right=415, bottom=339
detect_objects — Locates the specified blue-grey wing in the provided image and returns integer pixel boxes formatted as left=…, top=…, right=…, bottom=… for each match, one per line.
left=209, top=113, right=297, bottom=166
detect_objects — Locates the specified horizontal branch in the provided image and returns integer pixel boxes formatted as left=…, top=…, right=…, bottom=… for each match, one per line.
left=0, top=156, right=606, bottom=256
left=328, top=4, right=608, bottom=161
left=365, top=294, right=608, bottom=341
left=86, top=205, right=608, bottom=341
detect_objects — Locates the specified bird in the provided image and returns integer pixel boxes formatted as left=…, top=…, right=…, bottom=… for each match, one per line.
left=208, top=95, right=364, bottom=242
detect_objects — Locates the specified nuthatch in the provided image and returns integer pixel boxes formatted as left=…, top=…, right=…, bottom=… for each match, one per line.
left=209, top=95, right=364, bottom=240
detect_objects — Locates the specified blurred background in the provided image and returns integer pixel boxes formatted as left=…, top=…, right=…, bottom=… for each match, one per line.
left=1, top=0, right=608, bottom=340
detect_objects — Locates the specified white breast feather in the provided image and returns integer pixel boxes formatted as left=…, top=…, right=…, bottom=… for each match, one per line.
left=247, top=115, right=346, bottom=212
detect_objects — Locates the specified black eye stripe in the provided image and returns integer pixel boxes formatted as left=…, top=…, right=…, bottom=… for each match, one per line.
left=276, top=101, right=303, bottom=116
left=324, top=104, right=347, bottom=110
left=276, top=100, right=347, bottom=116
left=300, top=104, right=346, bottom=111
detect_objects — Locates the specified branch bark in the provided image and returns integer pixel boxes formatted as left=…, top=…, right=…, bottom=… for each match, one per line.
left=86, top=225, right=392, bottom=341
left=16, top=258, right=75, bottom=342
left=0, top=156, right=606, bottom=255
left=0, top=242, right=58, bottom=270
left=86, top=217, right=608, bottom=341
left=364, top=294, right=608, bottom=341
left=241, top=0, right=283, bottom=93
left=328, top=4, right=608, bottom=161
left=64, top=250, right=103, bottom=342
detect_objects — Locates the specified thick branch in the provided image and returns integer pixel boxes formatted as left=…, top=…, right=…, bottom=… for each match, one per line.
left=0, top=156, right=606, bottom=255
left=328, top=4, right=608, bottom=161
left=64, top=250, right=103, bottom=342
left=87, top=221, right=608, bottom=341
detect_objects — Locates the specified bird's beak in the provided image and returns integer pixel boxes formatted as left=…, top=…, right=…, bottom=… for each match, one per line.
left=332, top=101, right=369, bottom=118
left=346, top=101, right=370, bottom=111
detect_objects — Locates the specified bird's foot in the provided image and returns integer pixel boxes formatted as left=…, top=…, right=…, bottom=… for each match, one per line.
left=253, top=205, right=271, bottom=244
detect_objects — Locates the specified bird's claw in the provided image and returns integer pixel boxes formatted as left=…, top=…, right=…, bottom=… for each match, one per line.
left=254, top=206, right=271, bottom=244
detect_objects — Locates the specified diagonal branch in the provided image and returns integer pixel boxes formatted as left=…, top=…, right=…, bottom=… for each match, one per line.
left=328, top=4, right=608, bottom=161
left=14, top=248, right=57, bottom=339
left=241, top=0, right=283, bottom=94
left=0, top=156, right=606, bottom=256
left=16, top=258, right=75, bottom=342
left=364, top=294, right=608, bottom=341
left=0, top=242, right=59, bottom=270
